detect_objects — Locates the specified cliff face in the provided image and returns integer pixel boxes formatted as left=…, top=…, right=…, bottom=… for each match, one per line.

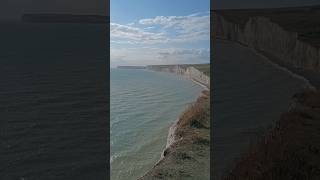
left=139, top=90, right=210, bottom=180
left=117, top=66, right=146, bottom=69
left=147, top=65, right=210, bottom=89
left=137, top=65, right=210, bottom=179
left=213, top=12, right=320, bottom=72
left=214, top=10, right=320, bottom=179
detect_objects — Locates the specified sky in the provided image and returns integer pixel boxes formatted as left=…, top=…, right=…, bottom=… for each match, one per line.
left=110, top=0, right=210, bottom=67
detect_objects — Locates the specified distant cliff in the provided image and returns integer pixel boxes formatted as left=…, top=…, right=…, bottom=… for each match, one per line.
left=137, top=64, right=210, bottom=179
left=22, top=14, right=108, bottom=24
left=147, top=65, right=210, bottom=89
left=213, top=10, right=320, bottom=72
left=117, top=66, right=146, bottom=69
left=213, top=8, right=320, bottom=179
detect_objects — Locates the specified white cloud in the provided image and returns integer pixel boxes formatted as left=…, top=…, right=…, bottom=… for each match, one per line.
left=111, top=12, right=209, bottom=45
left=139, top=14, right=209, bottom=33
left=110, top=23, right=168, bottom=44
left=110, top=12, right=210, bottom=66
left=156, top=48, right=209, bottom=63
left=111, top=47, right=209, bottom=67
left=143, top=26, right=156, bottom=30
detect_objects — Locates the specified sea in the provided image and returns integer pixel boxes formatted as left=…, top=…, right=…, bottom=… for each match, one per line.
left=110, top=68, right=202, bottom=180
left=0, top=22, right=108, bottom=179
left=213, top=40, right=310, bottom=179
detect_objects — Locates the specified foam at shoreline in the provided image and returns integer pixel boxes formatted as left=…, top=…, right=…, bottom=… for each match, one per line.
left=110, top=69, right=203, bottom=180
left=219, top=39, right=316, bottom=91
left=139, top=66, right=210, bottom=180
left=214, top=8, right=320, bottom=178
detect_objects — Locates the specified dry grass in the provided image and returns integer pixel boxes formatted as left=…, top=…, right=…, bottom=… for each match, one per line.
left=139, top=90, right=210, bottom=180
left=176, top=90, right=210, bottom=137
left=223, top=90, right=320, bottom=180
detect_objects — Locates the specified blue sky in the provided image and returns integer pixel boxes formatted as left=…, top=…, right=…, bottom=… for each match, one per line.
left=110, top=0, right=210, bottom=67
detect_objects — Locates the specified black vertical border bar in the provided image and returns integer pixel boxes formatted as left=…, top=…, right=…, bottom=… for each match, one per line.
left=106, top=0, right=111, bottom=179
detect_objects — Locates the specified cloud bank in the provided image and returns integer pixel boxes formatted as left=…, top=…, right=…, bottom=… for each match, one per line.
left=111, top=12, right=210, bottom=66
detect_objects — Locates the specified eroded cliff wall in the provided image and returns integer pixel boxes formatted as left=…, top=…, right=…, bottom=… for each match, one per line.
left=139, top=90, right=210, bottom=180
left=147, top=65, right=210, bottom=89
left=213, top=12, right=320, bottom=71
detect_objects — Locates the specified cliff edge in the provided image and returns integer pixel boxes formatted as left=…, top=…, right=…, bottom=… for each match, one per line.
left=223, top=90, right=320, bottom=180
left=213, top=6, right=320, bottom=87
left=147, top=64, right=210, bottom=89
left=213, top=6, right=320, bottom=179
left=138, top=65, right=210, bottom=179
left=139, top=90, right=210, bottom=180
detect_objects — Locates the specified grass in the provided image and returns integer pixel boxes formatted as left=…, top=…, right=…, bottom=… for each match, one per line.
left=176, top=90, right=210, bottom=131
left=223, top=90, right=320, bottom=180
left=139, top=90, right=210, bottom=180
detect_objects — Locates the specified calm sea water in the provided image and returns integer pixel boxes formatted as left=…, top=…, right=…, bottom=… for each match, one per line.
left=213, top=40, right=309, bottom=179
left=0, top=22, right=108, bottom=179
left=110, top=68, right=202, bottom=180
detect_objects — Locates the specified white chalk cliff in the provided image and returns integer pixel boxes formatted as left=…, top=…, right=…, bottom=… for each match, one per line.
left=213, top=12, right=320, bottom=72
left=147, top=65, right=210, bottom=89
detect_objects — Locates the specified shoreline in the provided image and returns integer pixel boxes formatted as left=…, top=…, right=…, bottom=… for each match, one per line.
left=111, top=68, right=206, bottom=180
left=214, top=8, right=320, bottom=179
left=216, top=38, right=317, bottom=90
left=139, top=67, right=210, bottom=180
left=160, top=79, right=209, bottom=159
left=216, top=38, right=319, bottom=179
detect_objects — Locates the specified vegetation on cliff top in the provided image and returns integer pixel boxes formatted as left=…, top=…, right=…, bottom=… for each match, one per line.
left=223, top=89, right=320, bottom=180
left=139, top=90, right=210, bottom=180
